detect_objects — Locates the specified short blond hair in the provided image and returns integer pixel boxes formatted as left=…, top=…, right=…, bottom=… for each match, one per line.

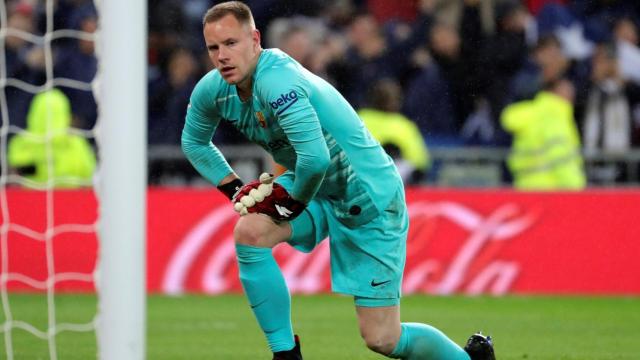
left=202, top=1, right=255, bottom=28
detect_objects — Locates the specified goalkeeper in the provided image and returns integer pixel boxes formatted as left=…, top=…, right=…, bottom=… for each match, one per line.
left=182, top=2, right=495, bottom=360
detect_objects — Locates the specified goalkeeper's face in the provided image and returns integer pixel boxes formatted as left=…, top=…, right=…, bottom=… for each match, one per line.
left=204, top=14, right=261, bottom=87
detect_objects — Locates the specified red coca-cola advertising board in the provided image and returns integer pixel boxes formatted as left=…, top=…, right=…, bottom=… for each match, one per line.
left=2, top=188, right=639, bottom=295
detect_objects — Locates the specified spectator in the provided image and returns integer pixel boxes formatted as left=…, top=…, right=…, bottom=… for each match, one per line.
left=404, top=1, right=483, bottom=144
left=330, top=11, right=392, bottom=107
left=402, top=22, right=459, bottom=143
left=474, top=0, right=532, bottom=145
left=148, top=0, right=192, bottom=72
left=359, top=78, right=431, bottom=184
left=266, top=16, right=345, bottom=79
left=433, top=0, right=499, bottom=35
left=8, top=89, right=96, bottom=187
left=512, top=34, right=591, bottom=120
left=582, top=42, right=640, bottom=182
left=5, top=2, right=45, bottom=130
left=53, top=3, right=98, bottom=130
left=328, top=4, right=433, bottom=108
left=29, top=0, right=94, bottom=36
left=536, top=2, right=596, bottom=59
left=613, top=17, right=640, bottom=85
left=501, top=79, right=586, bottom=190
left=567, top=0, right=640, bottom=45
left=149, top=48, right=200, bottom=145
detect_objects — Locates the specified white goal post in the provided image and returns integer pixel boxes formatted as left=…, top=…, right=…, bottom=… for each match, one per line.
left=97, top=0, right=146, bottom=359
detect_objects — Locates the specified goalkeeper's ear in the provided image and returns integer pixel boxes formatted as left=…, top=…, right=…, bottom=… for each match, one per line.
left=217, top=178, right=244, bottom=201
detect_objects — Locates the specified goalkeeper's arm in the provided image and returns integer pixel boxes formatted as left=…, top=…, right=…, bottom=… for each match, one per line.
left=182, top=76, right=238, bottom=191
left=256, top=72, right=330, bottom=204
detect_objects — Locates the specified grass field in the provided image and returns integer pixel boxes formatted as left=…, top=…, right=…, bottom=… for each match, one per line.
left=1, top=294, right=639, bottom=359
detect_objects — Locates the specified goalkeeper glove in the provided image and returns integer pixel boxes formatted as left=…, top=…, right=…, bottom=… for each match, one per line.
left=233, top=173, right=306, bottom=221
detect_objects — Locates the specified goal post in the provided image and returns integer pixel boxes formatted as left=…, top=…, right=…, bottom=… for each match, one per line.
left=97, top=0, right=147, bottom=358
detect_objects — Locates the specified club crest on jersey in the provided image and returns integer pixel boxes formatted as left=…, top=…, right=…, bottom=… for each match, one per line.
left=269, top=90, right=298, bottom=115
left=255, top=111, right=267, bottom=128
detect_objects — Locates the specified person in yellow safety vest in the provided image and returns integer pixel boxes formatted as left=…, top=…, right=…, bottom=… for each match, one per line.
left=501, top=78, right=586, bottom=190
left=358, top=78, right=431, bottom=184
left=8, top=89, right=96, bottom=188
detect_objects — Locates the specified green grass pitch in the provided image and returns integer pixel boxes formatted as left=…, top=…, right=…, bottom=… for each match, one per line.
left=1, top=294, right=639, bottom=359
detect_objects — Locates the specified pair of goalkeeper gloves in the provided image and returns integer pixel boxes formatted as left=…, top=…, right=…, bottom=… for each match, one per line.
left=218, top=173, right=306, bottom=222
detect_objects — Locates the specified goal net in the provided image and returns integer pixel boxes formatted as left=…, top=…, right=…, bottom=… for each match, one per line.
left=0, top=0, right=145, bottom=359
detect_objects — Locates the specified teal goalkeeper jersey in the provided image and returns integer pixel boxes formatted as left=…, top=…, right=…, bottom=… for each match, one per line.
left=182, top=49, right=402, bottom=223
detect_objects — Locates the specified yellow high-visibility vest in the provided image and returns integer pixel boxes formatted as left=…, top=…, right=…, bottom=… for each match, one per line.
left=501, top=91, right=586, bottom=190
left=359, top=108, right=431, bottom=171
left=8, top=89, right=96, bottom=187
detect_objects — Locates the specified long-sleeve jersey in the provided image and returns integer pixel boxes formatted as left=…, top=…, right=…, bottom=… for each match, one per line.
left=182, top=49, right=402, bottom=226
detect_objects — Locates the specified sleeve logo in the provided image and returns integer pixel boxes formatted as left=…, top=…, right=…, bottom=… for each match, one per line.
left=269, top=90, right=298, bottom=115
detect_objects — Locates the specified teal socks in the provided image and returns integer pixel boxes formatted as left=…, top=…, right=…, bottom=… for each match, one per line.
left=389, top=323, right=470, bottom=359
left=235, top=244, right=294, bottom=352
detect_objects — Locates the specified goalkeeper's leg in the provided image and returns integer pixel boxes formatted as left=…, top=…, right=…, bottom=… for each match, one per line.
left=234, top=213, right=296, bottom=353
left=356, top=303, right=471, bottom=359
left=333, top=186, right=473, bottom=359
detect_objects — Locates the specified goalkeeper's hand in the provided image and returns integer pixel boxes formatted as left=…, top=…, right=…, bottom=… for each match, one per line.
left=232, top=173, right=306, bottom=221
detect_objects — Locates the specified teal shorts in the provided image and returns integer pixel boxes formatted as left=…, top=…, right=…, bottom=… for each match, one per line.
left=278, top=176, right=409, bottom=306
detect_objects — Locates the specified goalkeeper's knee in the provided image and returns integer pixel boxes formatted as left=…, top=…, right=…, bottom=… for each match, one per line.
left=233, top=214, right=289, bottom=248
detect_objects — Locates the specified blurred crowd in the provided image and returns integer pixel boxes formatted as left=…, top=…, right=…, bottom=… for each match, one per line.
left=4, top=0, right=640, bottom=187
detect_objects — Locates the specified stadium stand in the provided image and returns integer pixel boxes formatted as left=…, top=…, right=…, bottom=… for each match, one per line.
left=5, top=0, right=640, bottom=187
